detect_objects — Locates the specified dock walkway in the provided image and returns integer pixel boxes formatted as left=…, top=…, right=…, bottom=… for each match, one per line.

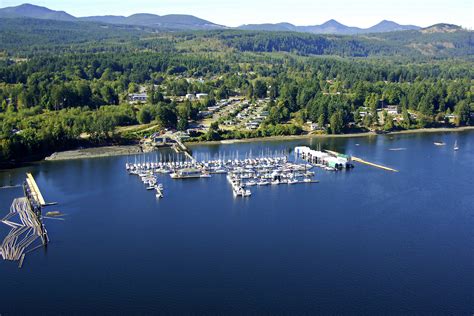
left=325, top=150, right=398, bottom=172
left=171, top=136, right=196, bottom=163
left=25, top=173, right=46, bottom=206
left=351, top=157, right=398, bottom=172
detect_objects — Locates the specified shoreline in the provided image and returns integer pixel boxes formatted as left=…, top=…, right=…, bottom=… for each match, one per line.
left=187, top=126, right=474, bottom=146
left=44, top=145, right=143, bottom=161
left=27, top=126, right=474, bottom=163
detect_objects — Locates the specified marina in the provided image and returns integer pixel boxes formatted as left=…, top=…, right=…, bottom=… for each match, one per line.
left=125, top=144, right=403, bottom=198
left=124, top=148, right=335, bottom=198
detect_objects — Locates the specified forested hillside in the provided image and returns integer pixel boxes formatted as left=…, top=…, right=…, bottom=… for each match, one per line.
left=0, top=17, right=472, bottom=165
left=0, top=18, right=472, bottom=59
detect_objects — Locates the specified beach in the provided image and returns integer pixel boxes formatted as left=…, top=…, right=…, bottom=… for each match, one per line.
left=44, top=145, right=143, bottom=161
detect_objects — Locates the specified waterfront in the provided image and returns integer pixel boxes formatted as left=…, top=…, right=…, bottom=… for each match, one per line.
left=0, top=131, right=473, bottom=314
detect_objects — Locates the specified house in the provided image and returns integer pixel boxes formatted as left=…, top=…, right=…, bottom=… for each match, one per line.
left=153, top=136, right=175, bottom=145
left=245, top=122, right=260, bottom=130
left=207, top=105, right=220, bottom=112
left=185, top=94, right=196, bottom=101
left=128, top=93, right=147, bottom=102
left=445, top=114, right=458, bottom=123
left=386, top=105, right=399, bottom=115
left=306, top=121, right=321, bottom=131
left=196, top=93, right=209, bottom=100
left=153, top=137, right=167, bottom=145
left=223, top=120, right=236, bottom=126
left=174, top=131, right=190, bottom=141
left=198, top=111, right=212, bottom=118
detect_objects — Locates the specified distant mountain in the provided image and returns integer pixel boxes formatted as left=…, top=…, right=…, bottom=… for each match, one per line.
left=80, top=15, right=127, bottom=25
left=366, top=20, right=420, bottom=33
left=0, top=3, right=462, bottom=35
left=239, top=22, right=299, bottom=32
left=421, top=23, right=463, bottom=33
left=301, top=19, right=362, bottom=34
left=81, top=13, right=225, bottom=30
left=239, top=19, right=421, bottom=35
left=0, top=3, right=224, bottom=31
left=0, top=3, right=75, bottom=21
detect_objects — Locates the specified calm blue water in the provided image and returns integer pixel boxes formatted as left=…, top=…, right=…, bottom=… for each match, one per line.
left=0, top=131, right=473, bottom=314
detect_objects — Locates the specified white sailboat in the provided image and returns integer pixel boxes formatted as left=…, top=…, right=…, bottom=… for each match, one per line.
left=454, top=140, right=459, bottom=151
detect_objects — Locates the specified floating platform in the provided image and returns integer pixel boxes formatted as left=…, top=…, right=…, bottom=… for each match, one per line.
left=25, top=173, right=46, bottom=206
left=325, top=150, right=398, bottom=172
left=351, top=157, right=398, bottom=172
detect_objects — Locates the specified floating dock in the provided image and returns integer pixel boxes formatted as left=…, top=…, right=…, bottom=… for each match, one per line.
left=350, top=157, right=398, bottom=172
left=25, top=173, right=46, bottom=206
left=325, top=150, right=398, bottom=172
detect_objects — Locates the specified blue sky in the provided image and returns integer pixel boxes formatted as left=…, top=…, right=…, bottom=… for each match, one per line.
left=1, top=0, right=473, bottom=28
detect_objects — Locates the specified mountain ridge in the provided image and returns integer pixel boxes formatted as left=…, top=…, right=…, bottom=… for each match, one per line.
left=0, top=3, right=225, bottom=30
left=0, top=3, right=466, bottom=34
left=239, top=19, right=423, bottom=34
left=0, top=3, right=76, bottom=21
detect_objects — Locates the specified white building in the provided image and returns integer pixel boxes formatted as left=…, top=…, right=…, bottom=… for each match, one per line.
left=196, top=93, right=209, bottom=100
left=385, top=105, right=399, bottom=115
left=128, top=93, right=147, bottom=102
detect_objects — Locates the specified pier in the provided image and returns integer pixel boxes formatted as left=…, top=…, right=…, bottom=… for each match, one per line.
left=25, top=172, right=46, bottom=206
left=350, top=156, right=398, bottom=172
left=324, top=150, right=398, bottom=172
left=0, top=173, right=52, bottom=267
left=171, top=135, right=196, bottom=163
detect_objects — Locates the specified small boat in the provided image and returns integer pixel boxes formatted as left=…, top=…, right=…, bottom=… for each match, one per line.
left=288, top=179, right=299, bottom=185
left=233, top=186, right=250, bottom=197
left=454, top=140, right=459, bottom=151
left=434, top=142, right=446, bottom=146
left=245, top=180, right=257, bottom=186
left=389, top=148, right=407, bottom=151
left=242, top=189, right=252, bottom=197
left=257, top=180, right=269, bottom=186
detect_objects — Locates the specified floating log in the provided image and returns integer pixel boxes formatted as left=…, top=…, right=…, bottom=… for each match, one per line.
left=18, top=254, right=25, bottom=269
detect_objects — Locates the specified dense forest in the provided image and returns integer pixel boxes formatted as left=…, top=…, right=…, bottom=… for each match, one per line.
left=0, top=17, right=472, bottom=165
